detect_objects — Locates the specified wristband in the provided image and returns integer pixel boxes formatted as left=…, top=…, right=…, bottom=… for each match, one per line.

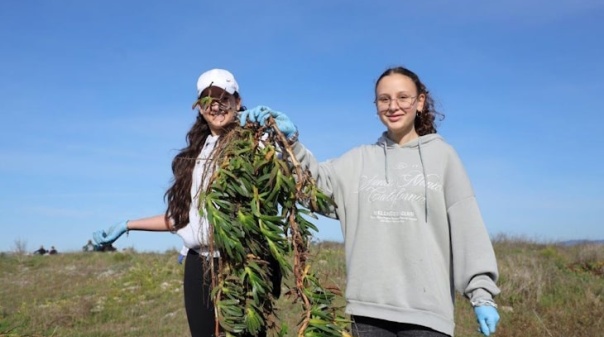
left=471, top=299, right=498, bottom=308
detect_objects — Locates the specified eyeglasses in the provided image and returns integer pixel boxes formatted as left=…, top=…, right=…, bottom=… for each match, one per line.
left=375, top=95, right=417, bottom=109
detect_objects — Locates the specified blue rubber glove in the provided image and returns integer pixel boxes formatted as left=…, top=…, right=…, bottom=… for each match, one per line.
left=178, top=254, right=185, bottom=264
left=474, top=305, right=500, bottom=336
left=93, top=220, right=129, bottom=245
left=239, top=106, right=297, bottom=139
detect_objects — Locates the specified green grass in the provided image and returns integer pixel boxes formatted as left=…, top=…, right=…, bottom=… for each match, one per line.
left=1, top=238, right=602, bottom=336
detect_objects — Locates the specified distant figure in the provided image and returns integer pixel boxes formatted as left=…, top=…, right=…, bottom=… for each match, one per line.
left=95, top=243, right=116, bottom=252
left=33, top=245, right=48, bottom=255
left=82, top=239, right=96, bottom=252
left=49, top=246, right=58, bottom=255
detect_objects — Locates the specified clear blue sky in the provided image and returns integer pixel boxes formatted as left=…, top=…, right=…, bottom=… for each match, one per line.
left=1, top=0, right=603, bottom=253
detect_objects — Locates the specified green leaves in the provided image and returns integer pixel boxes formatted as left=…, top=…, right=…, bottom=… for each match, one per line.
left=203, top=124, right=348, bottom=336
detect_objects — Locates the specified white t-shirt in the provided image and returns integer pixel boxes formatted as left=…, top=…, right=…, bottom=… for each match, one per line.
left=176, top=134, right=219, bottom=254
left=175, top=133, right=277, bottom=256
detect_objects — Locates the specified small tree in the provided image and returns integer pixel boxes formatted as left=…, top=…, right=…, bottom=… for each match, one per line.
left=12, top=238, right=28, bottom=255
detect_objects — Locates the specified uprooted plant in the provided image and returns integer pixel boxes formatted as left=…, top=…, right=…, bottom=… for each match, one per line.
left=200, top=118, right=350, bottom=337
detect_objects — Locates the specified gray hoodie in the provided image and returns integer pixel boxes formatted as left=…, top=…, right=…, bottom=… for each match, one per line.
left=292, top=133, right=500, bottom=336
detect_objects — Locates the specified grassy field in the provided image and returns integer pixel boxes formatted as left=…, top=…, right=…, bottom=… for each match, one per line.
left=1, top=237, right=602, bottom=337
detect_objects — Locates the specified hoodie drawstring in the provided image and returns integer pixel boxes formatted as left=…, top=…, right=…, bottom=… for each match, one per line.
left=417, top=139, right=428, bottom=223
left=379, top=133, right=430, bottom=223
left=383, top=143, right=390, bottom=184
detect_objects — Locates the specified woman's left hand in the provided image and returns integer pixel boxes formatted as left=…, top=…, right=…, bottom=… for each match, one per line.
left=474, top=305, right=500, bottom=336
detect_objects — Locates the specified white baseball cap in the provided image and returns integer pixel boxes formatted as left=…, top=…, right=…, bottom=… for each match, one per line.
left=196, top=68, right=239, bottom=97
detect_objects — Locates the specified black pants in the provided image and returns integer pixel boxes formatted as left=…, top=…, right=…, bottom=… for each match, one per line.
left=184, top=250, right=280, bottom=337
left=184, top=250, right=218, bottom=337
left=351, top=316, right=450, bottom=337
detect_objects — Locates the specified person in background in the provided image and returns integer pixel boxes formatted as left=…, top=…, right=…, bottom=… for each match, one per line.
left=240, top=66, right=501, bottom=337
left=97, top=243, right=117, bottom=252
left=92, top=69, right=279, bottom=337
left=82, top=239, right=96, bottom=252
left=33, top=245, right=47, bottom=255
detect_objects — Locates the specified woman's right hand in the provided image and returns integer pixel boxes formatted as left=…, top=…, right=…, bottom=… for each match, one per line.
left=239, top=106, right=297, bottom=139
left=93, top=220, right=129, bottom=245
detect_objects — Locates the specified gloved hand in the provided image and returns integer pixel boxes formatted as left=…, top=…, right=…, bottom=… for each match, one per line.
left=474, top=305, right=500, bottom=336
left=178, top=254, right=185, bottom=264
left=93, top=220, right=129, bottom=245
left=239, top=106, right=297, bottom=139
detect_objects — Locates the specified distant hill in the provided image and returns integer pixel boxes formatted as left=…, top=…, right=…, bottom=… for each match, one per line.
left=558, top=239, right=604, bottom=246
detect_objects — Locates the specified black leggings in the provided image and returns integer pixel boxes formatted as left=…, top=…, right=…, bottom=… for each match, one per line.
left=183, top=250, right=217, bottom=337
left=184, top=250, right=279, bottom=337
left=351, top=316, right=450, bottom=337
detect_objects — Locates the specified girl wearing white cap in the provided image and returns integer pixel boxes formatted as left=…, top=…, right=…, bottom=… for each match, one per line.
left=93, top=68, right=277, bottom=337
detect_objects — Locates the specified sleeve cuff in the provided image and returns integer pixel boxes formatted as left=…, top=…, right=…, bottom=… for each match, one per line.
left=468, top=287, right=495, bottom=304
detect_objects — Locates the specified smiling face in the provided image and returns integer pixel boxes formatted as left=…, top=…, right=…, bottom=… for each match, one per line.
left=375, top=73, right=425, bottom=144
left=194, top=86, right=241, bottom=136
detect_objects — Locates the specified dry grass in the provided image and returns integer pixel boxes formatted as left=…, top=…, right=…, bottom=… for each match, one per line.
left=0, top=251, right=188, bottom=337
left=1, top=238, right=603, bottom=336
left=455, top=235, right=604, bottom=337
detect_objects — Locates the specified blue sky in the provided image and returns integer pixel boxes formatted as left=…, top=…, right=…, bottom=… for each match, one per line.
left=1, top=0, right=603, bottom=253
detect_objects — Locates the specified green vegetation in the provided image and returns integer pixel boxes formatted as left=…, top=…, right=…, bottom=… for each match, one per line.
left=205, top=123, right=347, bottom=336
left=1, top=237, right=602, bottom=337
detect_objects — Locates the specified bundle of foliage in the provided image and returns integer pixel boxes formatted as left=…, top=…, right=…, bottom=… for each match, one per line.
left=201, top=119, right=349, bottom=337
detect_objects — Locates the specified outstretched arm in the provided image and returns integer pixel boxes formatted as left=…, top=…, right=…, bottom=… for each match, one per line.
left=126, top=214, right=172, bottom=231
left=93, top=214, right=172, bottom=246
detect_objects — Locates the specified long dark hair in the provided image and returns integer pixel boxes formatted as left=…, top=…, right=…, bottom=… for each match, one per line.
left=164, top=92, right=244, bottom=230
left=375, top=66, right=444, bottom=135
